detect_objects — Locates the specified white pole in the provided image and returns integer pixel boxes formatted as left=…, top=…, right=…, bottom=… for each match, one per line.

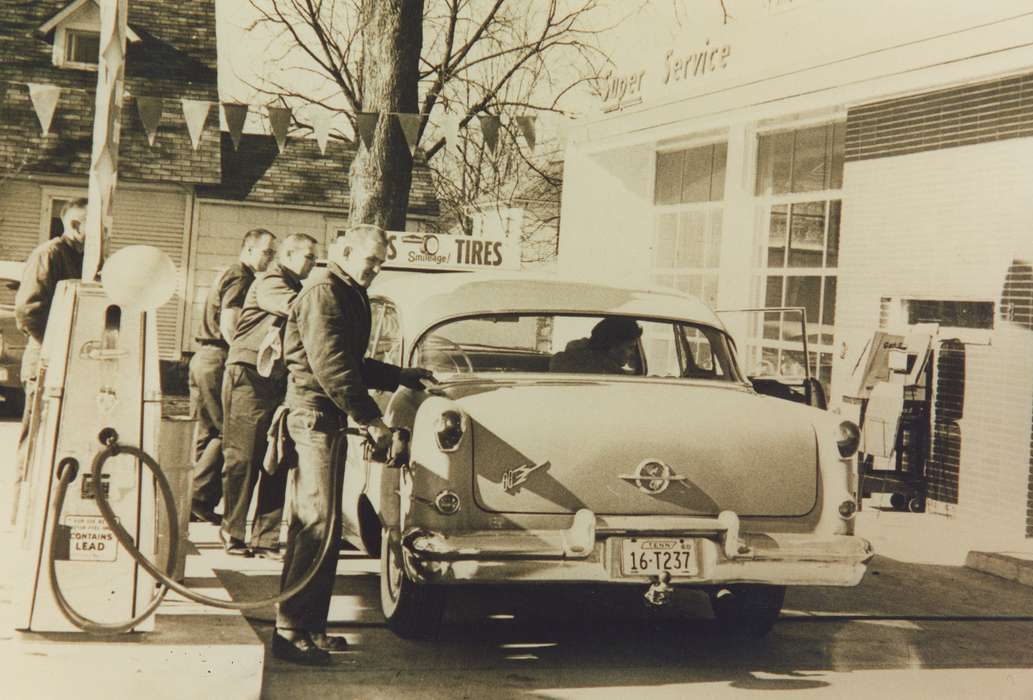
left=82, top=0, right=129, bottom=281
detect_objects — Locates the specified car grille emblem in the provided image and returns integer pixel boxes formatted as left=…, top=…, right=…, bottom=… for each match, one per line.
left=502, top=461, right=549, bottom=493
left=619, top=459, right=687, bottom=495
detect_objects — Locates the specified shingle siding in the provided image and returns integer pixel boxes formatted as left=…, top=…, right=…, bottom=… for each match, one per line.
left=0, top=0, right=220, bottom=184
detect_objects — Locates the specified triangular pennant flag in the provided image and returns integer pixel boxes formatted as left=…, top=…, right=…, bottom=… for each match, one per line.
left=223, top=102, right=248, bottom=151
left=479, top=115, right=500, bottom=154
left=268, top=106, right=291, bottom=153
left=180, top=99, right=212, bottom=151
left=442, top=115, right=461, bottom=158
left=515, top=115, right=537, bottom=152
left=27, top=83, right=61, bottom=137
left=396, top=113, right=421, bottom=156
left=311, top=111, right=331, bottom=155
left=355, top=112, right=379, bottom=151
left=135, top=96, right=163, bottom=146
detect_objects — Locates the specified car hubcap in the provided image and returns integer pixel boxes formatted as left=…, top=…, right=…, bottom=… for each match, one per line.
left=387, top=542, right=402, bottom=603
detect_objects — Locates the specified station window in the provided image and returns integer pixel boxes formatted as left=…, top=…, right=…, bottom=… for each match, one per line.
left=746, top=122, right=845, bottom=394
left=651, top=142, right=727, bottom=309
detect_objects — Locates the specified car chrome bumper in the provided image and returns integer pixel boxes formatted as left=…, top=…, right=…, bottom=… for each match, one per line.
left=401, top=508, right=874, bottom=587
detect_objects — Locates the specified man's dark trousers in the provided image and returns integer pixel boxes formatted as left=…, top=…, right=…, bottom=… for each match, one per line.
left=276, top=406, right=344, bottom=633
left=221, top=363, right=288, bottom=549
left=189, top=343, right=228, bottom=512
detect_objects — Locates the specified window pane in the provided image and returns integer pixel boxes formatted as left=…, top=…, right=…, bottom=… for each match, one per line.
left=791, top=125, right=827, bottom=193
left=654, top=273, right=675, bottom=289
left=788, top=201, right=825, bottom=267
left=702, top=272, right=719, bottom=308
left=767, top=204, right=788, bottom=267
left=822, top=276, right=837, bottom=344
left=681, top=145, right=713, bottom=203
left=781, top=349, right=807, bottom=380
left=755, top=132, right=793, bottom=196
left=763, top=311, right=781, bottom=340
left=784, top=276, right=821, bottom=341
left=826, top=200, right=841, bottom=267
left=710, top=142, right=727, bottom=201
left=69, top=31, right=100, bottom=64
left=676, top=211, right=706, bottom=268
left=655, top=151, right=683, bottom=205
left=829, top=122, right=845, bottom=190
left=686, top=274, right=703, bottom=299
left=655, top=214, right=677, bottom=266
left=761, top=346, right=779, bottom=376
left=705, top=210, right=723, bottom=267
left=764, top=276, right=784, bottom=307
left=819, top=352, right=833, bottom=395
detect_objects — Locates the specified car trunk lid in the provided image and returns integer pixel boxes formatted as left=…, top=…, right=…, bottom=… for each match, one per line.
left=454, top=378, right=818, bottom=517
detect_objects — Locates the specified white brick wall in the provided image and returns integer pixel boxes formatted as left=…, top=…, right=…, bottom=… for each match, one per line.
left=833, top=138, right=1033, bottom=408
left=836, top=138, right=1033, bottom=544
left=955, top=329, right=1033, bottom=546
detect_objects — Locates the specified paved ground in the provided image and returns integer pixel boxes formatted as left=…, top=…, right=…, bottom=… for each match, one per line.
left=5, top=415, right=1033, bottom=699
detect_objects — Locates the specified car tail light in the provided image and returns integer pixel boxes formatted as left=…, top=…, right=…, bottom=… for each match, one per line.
left=435, top=410, right=465, bottom=452
left=433, top=490, right=461, bottom=515
left=837, top=420, right=860, bottom=458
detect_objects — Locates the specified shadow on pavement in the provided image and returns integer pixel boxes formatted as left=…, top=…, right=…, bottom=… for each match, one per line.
left=210, top=553, right=1033, bottom=698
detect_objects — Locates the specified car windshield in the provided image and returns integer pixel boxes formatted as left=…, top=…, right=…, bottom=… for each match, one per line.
left=413, top=313, right=743, bottom=382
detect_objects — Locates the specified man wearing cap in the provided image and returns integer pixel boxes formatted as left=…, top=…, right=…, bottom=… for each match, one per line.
left=272, top=225, right=434, bottom=665
left=189, top=228, right=277, bottom=527
left=549, top=317, right=644, bottom=375
left=220, top=233, right=318, bottom=559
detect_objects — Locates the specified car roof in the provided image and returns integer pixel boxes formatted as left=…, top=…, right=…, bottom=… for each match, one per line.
left=368, top=270, right=725, bottom=340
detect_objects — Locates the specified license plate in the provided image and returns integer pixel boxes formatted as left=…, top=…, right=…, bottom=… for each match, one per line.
left=620, top=538, right=697, bottom=577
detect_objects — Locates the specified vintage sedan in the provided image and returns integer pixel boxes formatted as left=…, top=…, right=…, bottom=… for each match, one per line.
left=341, top=272, right=873, bottom=639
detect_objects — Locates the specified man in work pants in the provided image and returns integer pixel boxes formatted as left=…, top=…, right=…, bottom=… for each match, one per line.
left=273, top=225, right=434, bottom=664
left=189, top=228, right=277, bottom=527
left=220, top=233, right=318, bottom=558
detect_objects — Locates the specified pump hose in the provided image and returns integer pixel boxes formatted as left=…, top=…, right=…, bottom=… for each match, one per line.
left=47, top=428, right=352, bottom=634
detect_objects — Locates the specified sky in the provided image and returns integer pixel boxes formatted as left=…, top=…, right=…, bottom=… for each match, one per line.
left=212, top=0, right=752, bottom=138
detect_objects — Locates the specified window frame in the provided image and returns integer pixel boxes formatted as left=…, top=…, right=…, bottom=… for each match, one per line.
left=410, top=311, right=746, bottom=384
left=39, top=186, right=88, bottom=243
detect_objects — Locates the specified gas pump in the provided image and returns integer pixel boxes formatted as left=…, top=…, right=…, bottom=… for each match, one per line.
left=15, top=276, right=165, bottom=632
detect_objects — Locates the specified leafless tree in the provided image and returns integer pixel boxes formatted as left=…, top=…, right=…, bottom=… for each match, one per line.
left=245, top=0, right=610, bottom=233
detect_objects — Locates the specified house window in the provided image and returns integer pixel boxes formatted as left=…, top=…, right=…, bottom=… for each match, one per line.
left=747, top=122, right=845, bottom=394
left=652, top=142, right=727, bottom=309
left=65, top=29, right=100, bottom=67
left=41, top=190, right=87, bottom=242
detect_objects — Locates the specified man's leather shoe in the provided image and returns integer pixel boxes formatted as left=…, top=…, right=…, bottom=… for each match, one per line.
left=253, top=547, right=284, bottom=562
left=219, top=529, right=253, bottom=557
left=271, top=633, right=330, bottom=665
left=310, top=631, right=349, bottom=652
left=190, top=505, right=222, bottom=526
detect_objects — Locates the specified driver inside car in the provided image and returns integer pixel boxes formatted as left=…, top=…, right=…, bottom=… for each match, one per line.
left=549, top=317, right=643, bottom=375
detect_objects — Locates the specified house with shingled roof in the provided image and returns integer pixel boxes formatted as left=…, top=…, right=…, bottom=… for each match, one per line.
left=0, top=0, right=440, bottom=358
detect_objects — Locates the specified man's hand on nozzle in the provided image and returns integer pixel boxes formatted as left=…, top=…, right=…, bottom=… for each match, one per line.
left=364, top=419, right=393, bottom=452
left=399, top=367, right=437, bottom=391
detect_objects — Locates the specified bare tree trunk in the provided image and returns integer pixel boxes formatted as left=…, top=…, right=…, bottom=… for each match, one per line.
left=349, top=0, right=424, bottom=230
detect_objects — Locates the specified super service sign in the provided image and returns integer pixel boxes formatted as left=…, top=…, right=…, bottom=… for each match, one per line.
left=384, top=232, right=520, bottom=271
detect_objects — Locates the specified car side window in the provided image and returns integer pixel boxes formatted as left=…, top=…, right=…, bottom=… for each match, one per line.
left=368, top=300, right=402, bottom=365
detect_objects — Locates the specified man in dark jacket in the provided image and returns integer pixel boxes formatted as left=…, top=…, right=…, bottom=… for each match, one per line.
left=12, top=198, right=87, bottom=520
left=220, top=233, right=318, bottom=558
left=189, top=229, right=277, bottom=526
left=272, top=225, right=433, bottom=665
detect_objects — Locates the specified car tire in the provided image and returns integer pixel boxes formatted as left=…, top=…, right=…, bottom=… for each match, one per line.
left=379, top=528, right=445, bottom=639
left=709, top=584, right=786, bottom=637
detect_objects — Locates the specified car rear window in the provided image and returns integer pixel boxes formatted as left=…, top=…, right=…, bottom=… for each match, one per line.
left=413, top=313, right=742, bottom=382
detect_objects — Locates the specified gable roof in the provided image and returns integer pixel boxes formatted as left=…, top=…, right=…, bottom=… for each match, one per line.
left=0, top=0, right=220, bottom=184
left=197, top=133, right=441, bottom=220
left=38, top=0, right=142, bottom=43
